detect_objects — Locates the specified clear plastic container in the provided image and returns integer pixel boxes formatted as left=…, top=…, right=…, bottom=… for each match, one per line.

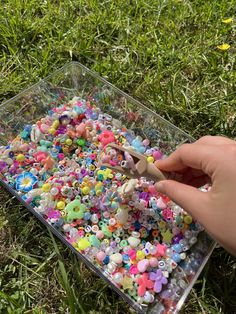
left=0, top=62, right=215, bottom=313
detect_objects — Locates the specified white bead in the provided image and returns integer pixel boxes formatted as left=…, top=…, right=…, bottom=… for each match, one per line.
left=110, top=253, right=123, bottom=264
left=113, top=272, right=123, bottom=283
left=50, top=187, right=59, bottom=196
left=105, top=247, right=113, bottom=255
left=107, top=262, right=116, bottom=273
left=128, top=236, right=141, bottom=248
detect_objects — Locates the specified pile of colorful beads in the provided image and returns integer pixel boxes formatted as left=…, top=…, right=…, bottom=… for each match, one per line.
left=0, top=96, right=203, bottom=309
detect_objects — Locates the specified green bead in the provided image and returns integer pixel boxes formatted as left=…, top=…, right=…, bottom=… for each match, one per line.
left=98, top=221, right=105, bottom=227
left=128, top=289, right=136, bottom=296
left=40, top=145, right=47, bottom=152
left=78, top=238, right=91, bottom=251
left=101, top=224, right=112, bottom=237
left=77, top=138, right=86, bottom=146
left=64, top=199, right=86, bottom=222
left=89, top=235, right=101, bottom=248
left=120, top=240, right=128, bottom=247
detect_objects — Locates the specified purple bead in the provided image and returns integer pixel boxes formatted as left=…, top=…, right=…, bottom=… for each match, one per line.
left=57, top=125, right=67, bottom=134
left=110, top=241, right=117, bottom=248
left=139, top=192, right=149, bottom=201
left=81, top=168, right=87, bottom=176
left=172, top=234, right=183, bottom=244
left=0, top=161, right=7, bottom=171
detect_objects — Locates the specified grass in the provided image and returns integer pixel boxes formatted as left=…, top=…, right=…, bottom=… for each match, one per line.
left=0, top=0, right=235, bottom=313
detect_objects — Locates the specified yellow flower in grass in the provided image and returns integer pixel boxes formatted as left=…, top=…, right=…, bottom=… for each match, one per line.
left=217, top=43, right=230, bottom=51
left=222, top=18, right=233, bottom=24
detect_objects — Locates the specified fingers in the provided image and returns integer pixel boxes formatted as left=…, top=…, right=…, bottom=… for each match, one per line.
left=195, top=135, right=236, bottom=146
left=155, top=180, right=209, bottom=222
left=155, top=143, right=221, bottom=176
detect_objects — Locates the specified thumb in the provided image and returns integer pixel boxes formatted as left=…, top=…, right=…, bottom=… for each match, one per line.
left=155, top=180, right=209, bottom=221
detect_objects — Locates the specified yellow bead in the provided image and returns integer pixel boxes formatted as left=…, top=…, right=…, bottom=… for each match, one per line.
left=65, top=138, right=73, bottom=146
left=95, top=182, right=102, bottom=190
left=57, top=201, right=66, bottom=210
left=96, top=189, right=102, bottom=196
left=82, top=186, right=90, bottom=195
left=136, top=250, right=145, bottom=260
left=48, top=128, right=55, bottom=134
left=147, top=156, right=154, bottom=163
left=16, top=154, right=25, bottom=162
left=159, top=221, right=166, bottom=229
left=41, top=183, right=51, bottom=192
left=52, top=120, right=59, bottom=129
left=184, top=215, right=192, bottom=224
left=62, top=147, right=69, bottom=153
left=77, top=238, right=91, bottom=251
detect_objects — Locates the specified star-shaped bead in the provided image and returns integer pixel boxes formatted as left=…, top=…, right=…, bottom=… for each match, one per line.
left=161, top=229, right=173, bottom=244
left=121, top=276, right=133, bottom=290
left=156, top=244, right=166, bottom=257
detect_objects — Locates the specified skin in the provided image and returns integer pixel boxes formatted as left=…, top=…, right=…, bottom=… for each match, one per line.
left=155, top=136, right=236, bottom=256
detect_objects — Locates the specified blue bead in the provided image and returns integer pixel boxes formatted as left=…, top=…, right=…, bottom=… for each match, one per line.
left=172, top=244, right=182, bottom=253
left=134, top=221, right=141, bottom=230
left=102, top=256, right=110, bottom=265
left=84, top=212, right=91, bottom=220
left=123, top=254, right=129, bottom=262
left=172, top=253, right=181, bottom=263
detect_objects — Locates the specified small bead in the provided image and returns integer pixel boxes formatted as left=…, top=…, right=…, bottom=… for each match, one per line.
left=57, top=201, right=66, bottom=210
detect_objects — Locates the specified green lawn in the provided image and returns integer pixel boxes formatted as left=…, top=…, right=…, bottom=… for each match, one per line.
left=0, top=1, right=235, bottom=313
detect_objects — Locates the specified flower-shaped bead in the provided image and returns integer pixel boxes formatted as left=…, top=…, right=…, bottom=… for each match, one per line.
left=15, top=172, right=38, bottom=192
left=98, top=131, right=115, bottom=146
left=102, top=191, right=122, bottom=211
left=136, top=273, right=154, bottom=297
left=149, top=269, right=168, bottom=293
left=64, top=199, right=86, bottom=222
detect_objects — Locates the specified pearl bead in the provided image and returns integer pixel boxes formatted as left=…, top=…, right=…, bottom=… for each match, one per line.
left=105, top=247, right=113, bottom=255
left=107, top=262, right=116, bottom=273
left=189, top=237, right=197, bottom=245
left=50, top=187, right=59, bottom=196
left=137, top=297, right=143, bottom=304
left=149, top=257, right=158, bottom=267
left=185, top=230, right=192, bottom=239
left=91, top=214, right=99, bottom=223
left=30, top=168, right=38, bottom=175
left=113, top=272, right=123, bottom=284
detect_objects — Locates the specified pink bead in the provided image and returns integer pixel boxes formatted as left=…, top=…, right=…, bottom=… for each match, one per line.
left=76, top=123, right=86, bottom=136
left=137, top=259, right=150, bottom=273
left=96, top=231, right=104, bottom=239
left=149, top=257, right=158, bottom=267
left=153, top=150, right=162, bottom=160
left=156, top=197, right=167, bottom=209
left=172, top=227, right=180, bottom=235
left=148, top=185, right=157, bottom=195
left=20, top=144, right=29, bottom=151
left=98, top=131, right=115, bottom=146
left=128, top=249, right=136, bottom=260
left=130, top=265, right=138, bottom=275
left=97, top=251, right=106, bottom=262
left=40, top=123, right=49, bottom=133
left=34, top=151, right=48, bottom=162
left=58, top=153, right=65, bottom=160
left=103, top=211, right=110, bottom=219
left=142, top=139, right=150, bottom=146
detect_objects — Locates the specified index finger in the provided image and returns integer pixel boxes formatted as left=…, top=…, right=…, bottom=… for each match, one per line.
left=155, top=143, right=218, bottom=176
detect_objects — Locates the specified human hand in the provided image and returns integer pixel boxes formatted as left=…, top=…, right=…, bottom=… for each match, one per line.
left=155, top=136, right=236, bottom=256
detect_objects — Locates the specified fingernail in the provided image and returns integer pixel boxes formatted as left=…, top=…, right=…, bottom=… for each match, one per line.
left=155, top=181, right=164, bottom=192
